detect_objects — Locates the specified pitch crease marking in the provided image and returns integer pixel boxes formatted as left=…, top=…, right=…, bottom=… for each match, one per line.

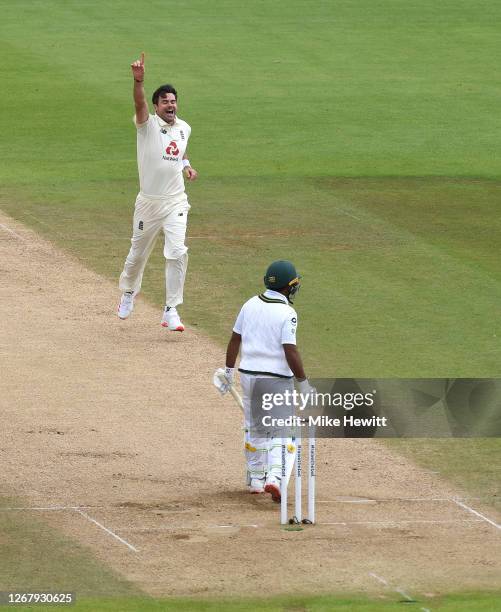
left=0, top=223, right=25, bottom=241
left=452, top=499, right=501, bottom=531
left=74, top=509, right=139, bottom=552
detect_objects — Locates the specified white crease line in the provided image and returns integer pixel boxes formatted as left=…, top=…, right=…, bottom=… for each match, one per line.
left=395, top=587, right=414, bottom=602
left=118, top=526, right=198, bottom=532
left=189, top=235, right=329, bottom=240
left=452, top=499, right=501, bottom=531
left=74, top=509, right=139, bottom=552
left=318, top=499, right=376, bottom=504
left=323, top=518, right=481, bottom=526
left=369, top=572, right=388, bottom=585
left=318, top=497, right=450, bottom=503
left=368, top=572, right=421, bottom=607
left=216, top=524, right=259, bottom=528
left=118, top=524, right=259, bottom=532
left=118, top=518, right=481, bottom=531
left=334, top=207, right=361, bottom=220
left=24, top=212, right=66, bottom=240
left=0, top=223, right=26, bottom=241
left=0, top=506, right=89, bottom=511
left=157, top=497, right=487, bottom=509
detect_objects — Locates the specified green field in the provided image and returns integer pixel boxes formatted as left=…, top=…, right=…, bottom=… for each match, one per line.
left=9, top=592, right=501, bottom=612
left=0, top=500, right=138, bottom=599
left=1, top=0, right=500, bottom=609
left=2, top=0, right=500, bottom=377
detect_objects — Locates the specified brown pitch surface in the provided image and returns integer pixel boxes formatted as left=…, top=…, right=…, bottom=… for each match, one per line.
left=0, top=211, right=499, bottom=598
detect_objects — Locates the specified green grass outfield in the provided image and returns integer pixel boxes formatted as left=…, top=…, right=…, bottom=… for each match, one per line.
left=0, top=499, right=138, bottom=600
left=8, top=592, right=501, bottom=612
left=1, top=0, right=500, bottom=378
left=1, top=0, right=500, bottom=608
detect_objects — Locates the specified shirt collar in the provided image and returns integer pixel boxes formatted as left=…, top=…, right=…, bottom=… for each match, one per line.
left=263, top=289, right=288, bottom=304
left=155, top=113, right=179, bottom=128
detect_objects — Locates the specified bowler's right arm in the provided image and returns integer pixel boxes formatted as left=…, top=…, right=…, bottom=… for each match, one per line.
left=131, top=52, right=149, bottom=125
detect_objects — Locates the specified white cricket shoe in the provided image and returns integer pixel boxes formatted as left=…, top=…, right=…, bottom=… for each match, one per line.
left=117, top=292, right=134, bottom=319
left=249, top=478, right=265, bottom=494
left=264, top=475, right=281, bottom=503
left=161, top=306, right=185, bottom=332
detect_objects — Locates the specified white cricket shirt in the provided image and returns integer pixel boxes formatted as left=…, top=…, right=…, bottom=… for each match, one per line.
left=135, top=113, right=191, bottom=198
left=233, top=289, right=298, bottom=378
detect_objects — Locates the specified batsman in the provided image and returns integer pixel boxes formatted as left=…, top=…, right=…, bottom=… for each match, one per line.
left=216, top=261, right=312, bottom=501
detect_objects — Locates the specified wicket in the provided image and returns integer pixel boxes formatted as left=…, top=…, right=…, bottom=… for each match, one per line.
left=280, top=432, right=316, bottom=525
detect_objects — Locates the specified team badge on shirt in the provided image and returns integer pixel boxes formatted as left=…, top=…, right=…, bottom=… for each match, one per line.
left=166, top=141, right=179, bottom=156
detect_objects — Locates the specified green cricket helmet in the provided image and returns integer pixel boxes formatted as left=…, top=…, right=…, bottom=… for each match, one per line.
left=263, top=260, right=302, bottom=303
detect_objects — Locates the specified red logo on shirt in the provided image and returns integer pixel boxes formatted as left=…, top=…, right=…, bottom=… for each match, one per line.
left=165, top=141, right=179, bottom=156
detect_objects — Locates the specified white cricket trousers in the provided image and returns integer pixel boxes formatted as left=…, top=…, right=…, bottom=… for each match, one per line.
left=240, top=373, right=296, bottom=483
left=119, top=192, right=190, bottom=307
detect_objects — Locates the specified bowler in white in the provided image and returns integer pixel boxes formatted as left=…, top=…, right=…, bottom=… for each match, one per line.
left=118, top=52, right=198, bottom=332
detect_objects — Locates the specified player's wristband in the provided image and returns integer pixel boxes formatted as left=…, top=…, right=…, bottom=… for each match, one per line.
left=182, top=159, right=191, bottom=168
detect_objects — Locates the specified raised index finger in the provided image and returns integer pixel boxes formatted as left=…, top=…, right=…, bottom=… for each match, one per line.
left=140, top=52, right=145, bottom=65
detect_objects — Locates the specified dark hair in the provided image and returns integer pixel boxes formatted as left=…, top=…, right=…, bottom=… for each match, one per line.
left=152, top=84, right=178, bottom=105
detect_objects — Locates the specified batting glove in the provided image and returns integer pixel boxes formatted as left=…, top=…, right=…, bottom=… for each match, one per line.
left=296, top=378, right=317, bottom=408
left=213, top=367, right=235, bottom=395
